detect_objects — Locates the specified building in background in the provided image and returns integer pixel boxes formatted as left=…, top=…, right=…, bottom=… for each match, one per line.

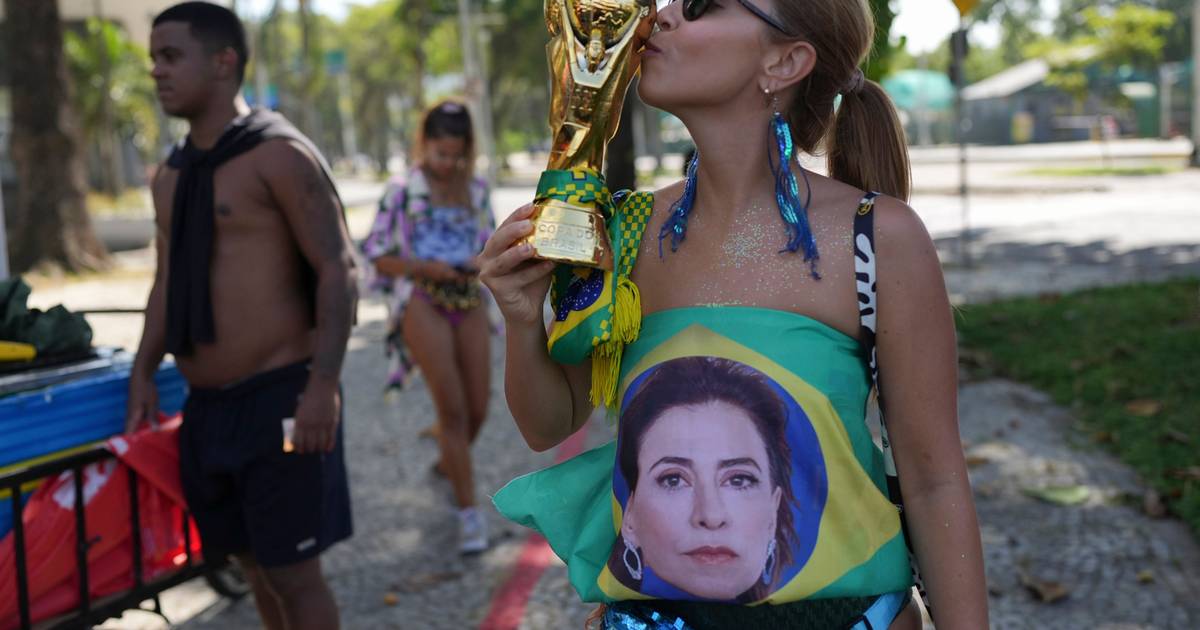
left=962, top=52, right=1179, bottom=146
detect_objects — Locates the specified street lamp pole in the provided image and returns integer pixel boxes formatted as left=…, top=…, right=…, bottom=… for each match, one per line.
left=1160, top=64, right=1174, bottom=140
left=456, top=0, right=498, bottom=185
left=952, top=21, right=970, bottom=266
left=0, top=178, right=8, bottom=281
left=1192, top=0, right=1200, bottom=166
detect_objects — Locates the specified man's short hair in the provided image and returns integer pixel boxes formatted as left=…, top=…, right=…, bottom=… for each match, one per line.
left=154, top=2, right=249, bottom=83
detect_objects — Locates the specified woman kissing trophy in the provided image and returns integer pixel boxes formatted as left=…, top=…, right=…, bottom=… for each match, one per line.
left=523, top=0, right=657, bottom=270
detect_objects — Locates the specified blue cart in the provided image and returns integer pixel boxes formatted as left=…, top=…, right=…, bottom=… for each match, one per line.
left=1, top=350, right=247, bottom=629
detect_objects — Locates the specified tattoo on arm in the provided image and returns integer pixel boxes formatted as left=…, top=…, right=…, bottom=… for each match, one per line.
left=286, top=149, right=358, bottom=384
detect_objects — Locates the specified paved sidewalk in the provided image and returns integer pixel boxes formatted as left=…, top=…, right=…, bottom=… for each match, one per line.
left=961, top=381, right=1200, bottom=629
left=94, top=301, right=1200, bottom=630
left=171, top=301, right=607, bottom=629
left=27, top=167, right=1200, bottom=629
left=87, top=297, right=604, bottom=630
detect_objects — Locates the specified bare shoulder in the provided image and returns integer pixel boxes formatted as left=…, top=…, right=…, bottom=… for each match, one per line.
left=871, top=195, right=943, bottom=287
left=255, top=137, right=325, bottom=182
left=650, top=179, right=685, bottom=216
left=872, top=195, right=936, bottom=253
left=804, top=170, right=868, bottom=224
left=149, top=162, right=173, bottom=196
left=149, top=163, right=175, bottom=222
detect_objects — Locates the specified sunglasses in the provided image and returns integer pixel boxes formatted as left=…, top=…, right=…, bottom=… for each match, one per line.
left=670, top=0, right=796, bottom=37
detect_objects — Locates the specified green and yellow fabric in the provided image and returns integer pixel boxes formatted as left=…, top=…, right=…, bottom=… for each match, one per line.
left=540, top=169, right=655, bottom=408
left=497, top=308, right=912, bottom=603
left=496, top=191, right=912, bottom=606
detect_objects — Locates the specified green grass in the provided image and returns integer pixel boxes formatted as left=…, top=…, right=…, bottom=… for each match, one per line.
left=1022, top=165, right=1176, bottom=178
left=955, top=279, right=1200, bottom=534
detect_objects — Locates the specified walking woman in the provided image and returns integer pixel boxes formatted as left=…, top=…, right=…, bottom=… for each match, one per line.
left=362, top=100, right=494, bottom=554
left=479, top=0, right=987, bottom=626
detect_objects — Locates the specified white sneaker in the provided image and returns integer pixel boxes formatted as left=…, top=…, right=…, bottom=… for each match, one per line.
left=458, top=507, right=488, bottom=555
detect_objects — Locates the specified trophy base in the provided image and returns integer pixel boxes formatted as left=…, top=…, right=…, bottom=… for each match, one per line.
left=524, top=198, right=614, bottom=271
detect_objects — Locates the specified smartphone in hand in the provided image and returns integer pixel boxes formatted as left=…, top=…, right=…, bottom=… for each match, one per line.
left=282, top=417, right=296, bottom=453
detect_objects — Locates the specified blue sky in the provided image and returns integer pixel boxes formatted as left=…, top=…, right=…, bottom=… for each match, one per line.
left=896, top=0, right=1061, bottom=53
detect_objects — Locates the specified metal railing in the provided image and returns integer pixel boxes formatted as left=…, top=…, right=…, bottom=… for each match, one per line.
left=3, top=443, right=214, bottom=630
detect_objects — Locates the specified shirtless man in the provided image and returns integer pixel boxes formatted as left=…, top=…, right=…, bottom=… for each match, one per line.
left=126, top=4, right=356, bottom=629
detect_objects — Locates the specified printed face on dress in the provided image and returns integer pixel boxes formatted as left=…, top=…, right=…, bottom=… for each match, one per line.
left=150, top=22, right=238, bottom=118
left=423, top=136, right=469, bottom=182
left=622, top=400, right=781, bottom=600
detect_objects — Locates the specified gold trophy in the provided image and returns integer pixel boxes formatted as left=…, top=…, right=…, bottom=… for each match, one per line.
left=523, top=0, right=657, bottom=270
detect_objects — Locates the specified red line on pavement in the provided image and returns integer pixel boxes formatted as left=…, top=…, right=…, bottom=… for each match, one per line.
left=552, top=426, right=588, bottom=465
left=479, top=427, right=588, bottom=630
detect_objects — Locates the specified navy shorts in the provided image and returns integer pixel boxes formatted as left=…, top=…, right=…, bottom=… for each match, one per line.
left=179, top=360, right=353, bottom=568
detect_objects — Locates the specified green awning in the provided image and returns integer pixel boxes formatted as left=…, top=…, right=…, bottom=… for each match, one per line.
left=882, top=69, right=956, bottom=112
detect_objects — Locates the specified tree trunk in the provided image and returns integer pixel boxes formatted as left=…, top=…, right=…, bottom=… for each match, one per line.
left=297, top=0, right=318, bottom=135
left=604, top=84, right=638, bottom=193
left=264, top=0, right=288, bottom=115
left=3, top=0, right=108, bottom=273
left=401, top=0, right=429, bottom=121
left=642, top=101, right=663, bottom=173
left=1191, top=0, right=1200, bottom=166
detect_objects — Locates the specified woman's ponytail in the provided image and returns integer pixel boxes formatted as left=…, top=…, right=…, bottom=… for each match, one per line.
left=828, top=80, right=911, bottom=201
left=772, top=0, right=912, bottom=201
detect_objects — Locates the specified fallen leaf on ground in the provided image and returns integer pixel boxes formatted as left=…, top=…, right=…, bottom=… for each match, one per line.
left=382, top=593, right=399, bottom=606
left=958, top=349, right=993, bottom=370
left=395, top=571, right=463, bottom=593
left=1136, top=570, right=1156, bottom=584
left=1163, top=429, right=1192, bottom=445
left=966, top=455, right=991, bottom=468
left=1125, top=399, right=1163, bottom=417
left=1110, top=343, right=1135, bottom=359
left=1022, top=485, right=1091, bottom=506
left=1168, top=467, right=1200, bottom=481
left=1143, top=489, right=1168, bottom=518
left=1092, top=431, right=1115, bottom=444
left=1017, top=569, right=1071, bottom=604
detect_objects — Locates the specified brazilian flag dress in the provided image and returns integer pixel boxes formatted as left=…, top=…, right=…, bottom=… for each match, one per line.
left=494, top=189, right=913, bottom=624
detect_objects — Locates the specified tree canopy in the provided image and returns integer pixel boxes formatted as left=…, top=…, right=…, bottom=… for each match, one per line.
left=1037, top=4, right=1177, bottom=105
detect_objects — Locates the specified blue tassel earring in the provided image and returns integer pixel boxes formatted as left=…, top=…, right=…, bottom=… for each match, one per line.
left=656, top=90, right=818, bottom=278
left=657, top=148, right=699, bottom=258
left=766, top=88, right=820, bottom=279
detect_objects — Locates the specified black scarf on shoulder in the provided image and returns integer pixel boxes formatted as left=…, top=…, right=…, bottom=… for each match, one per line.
left=164, top=108, right=337, bottom=356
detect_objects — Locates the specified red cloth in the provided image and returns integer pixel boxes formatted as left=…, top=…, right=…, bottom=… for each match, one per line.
left=0, top=414, right=202, bottom=629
